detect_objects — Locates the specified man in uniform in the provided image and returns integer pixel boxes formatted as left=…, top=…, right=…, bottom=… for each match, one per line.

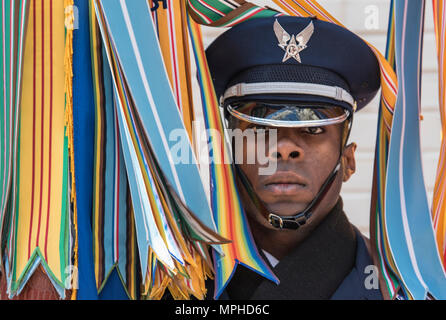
left=205, top=16, right=383, bottom=299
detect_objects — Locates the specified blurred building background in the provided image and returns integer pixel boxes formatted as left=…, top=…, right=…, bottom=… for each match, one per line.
left=195, top=0, right=441, bottom=236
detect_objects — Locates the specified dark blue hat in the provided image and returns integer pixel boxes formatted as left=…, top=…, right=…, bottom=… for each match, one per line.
left=206, top=16, right=381, bottom=115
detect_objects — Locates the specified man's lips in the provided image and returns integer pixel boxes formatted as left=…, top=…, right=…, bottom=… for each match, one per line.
left=262, top=171, right=307, bottom=195
left=264, top=183, right=305, bottom=195
left=263, top=171, right=307, bottom=186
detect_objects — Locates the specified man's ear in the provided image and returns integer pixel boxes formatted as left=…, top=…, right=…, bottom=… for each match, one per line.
left=342, top=142, right=357, bottom=182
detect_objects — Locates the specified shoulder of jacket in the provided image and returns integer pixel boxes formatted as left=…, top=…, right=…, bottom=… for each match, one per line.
left=353, top=227, right=391, bottom=300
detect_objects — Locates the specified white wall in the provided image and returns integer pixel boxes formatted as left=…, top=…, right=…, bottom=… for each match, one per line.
left=198, top=0, right=441, bottom=236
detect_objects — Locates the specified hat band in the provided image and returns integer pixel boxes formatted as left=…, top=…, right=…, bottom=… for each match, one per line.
left=222, top=82, right=356, bottom=109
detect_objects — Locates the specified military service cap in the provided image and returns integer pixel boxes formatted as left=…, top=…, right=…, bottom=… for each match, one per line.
left=206, top=16, right=381, bottom=127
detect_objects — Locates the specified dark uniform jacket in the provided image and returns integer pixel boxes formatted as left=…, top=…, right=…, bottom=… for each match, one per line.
left=209, top=199, right=383, bottom=300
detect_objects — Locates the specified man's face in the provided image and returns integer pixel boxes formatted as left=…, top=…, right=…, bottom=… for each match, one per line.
left=233, top=109, right=356, bottom=229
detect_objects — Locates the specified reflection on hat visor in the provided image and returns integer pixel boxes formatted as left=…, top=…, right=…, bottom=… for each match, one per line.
left=227, top=102, right=350, bottom=128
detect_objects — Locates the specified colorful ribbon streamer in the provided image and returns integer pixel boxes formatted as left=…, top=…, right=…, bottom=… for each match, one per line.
left=150, top=0, right=221, bottom=299
left=90, top=9, right=138, bottom=300
left=92, top=0, right=228, bottom=299
left=0, top=0, right=29, bottom=268
left=432, top=0, right=446, bottom=272
left=385, top=0, right=446, bottom=300
left=3, top=0, right=73, bottom=298
left=150, top=0, right=195, bottom=139
left=187, top=0, right=282, bottom=27
left=370, top=0, right=401, bottom=299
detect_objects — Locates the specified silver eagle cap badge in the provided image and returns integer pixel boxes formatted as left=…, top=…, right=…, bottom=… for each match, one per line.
left=273, top=19, right=314, bottom=63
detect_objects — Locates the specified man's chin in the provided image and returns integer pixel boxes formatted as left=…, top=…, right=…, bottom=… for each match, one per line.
left=264, top=202, right=309, bottom=216
left=258, top=189, right=313, bottom=214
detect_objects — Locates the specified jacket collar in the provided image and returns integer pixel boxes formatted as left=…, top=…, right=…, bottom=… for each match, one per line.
left=224, top=199, right=358, bottom=299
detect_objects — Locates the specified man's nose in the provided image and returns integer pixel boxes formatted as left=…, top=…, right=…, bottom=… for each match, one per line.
left=269, top=137, right=304, bottom=161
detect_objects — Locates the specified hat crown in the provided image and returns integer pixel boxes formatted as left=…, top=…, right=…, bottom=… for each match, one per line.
left=206, top=16, right=380, bottom=112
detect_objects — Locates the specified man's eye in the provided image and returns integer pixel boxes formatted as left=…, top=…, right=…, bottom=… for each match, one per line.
left=302, top=127, right=324, bottom=135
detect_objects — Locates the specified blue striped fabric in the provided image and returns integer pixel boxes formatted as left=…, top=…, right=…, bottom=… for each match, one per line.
left=73, top=0, right=128, bottom=299
left=99, top=42, right=131, bottom=295
left=386, top=0, right=446, bottom=299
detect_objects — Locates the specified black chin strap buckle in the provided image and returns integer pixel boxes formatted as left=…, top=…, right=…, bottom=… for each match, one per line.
left=268, top=213, right=308, bottom=230
left=268, top=213, right=284, bottom=229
